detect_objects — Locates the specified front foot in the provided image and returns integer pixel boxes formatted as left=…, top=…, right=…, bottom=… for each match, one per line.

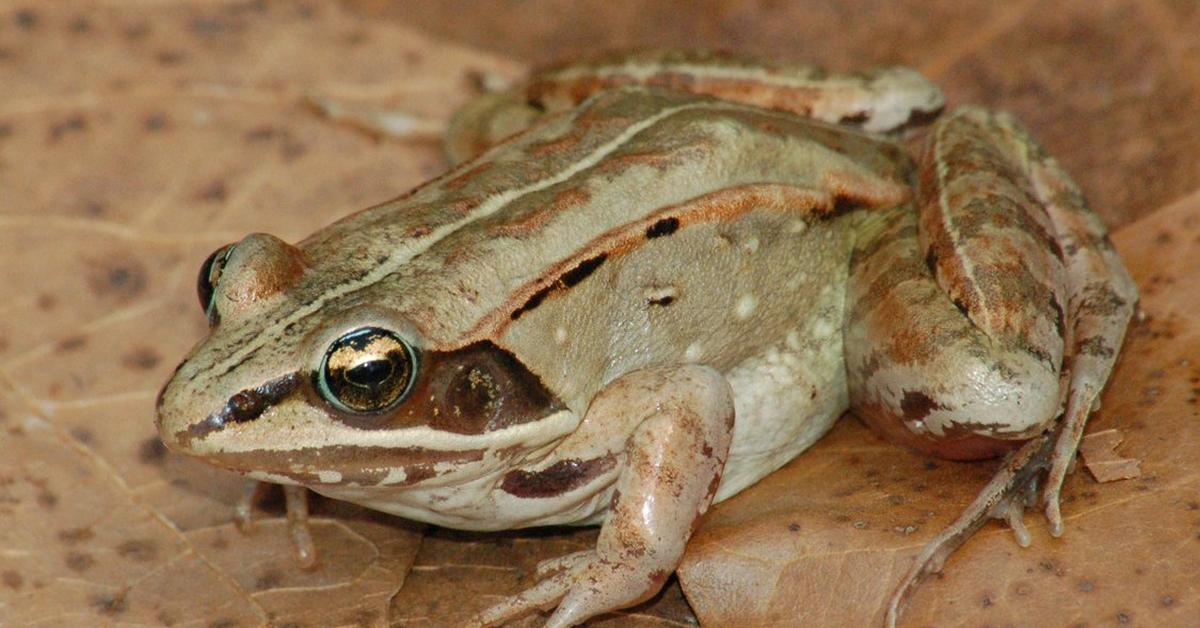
left=234, top=479, right=318, bottom=569
left=474, top=364, right=734, bottom=627
left=472, top=549, right=673, bottom=628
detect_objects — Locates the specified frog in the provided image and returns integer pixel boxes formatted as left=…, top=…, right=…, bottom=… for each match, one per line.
left=155, top=50, right=1137, bottom=627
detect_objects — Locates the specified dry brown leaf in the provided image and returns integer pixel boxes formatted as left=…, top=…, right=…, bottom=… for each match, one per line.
left=3, top=2, right=1198, bottom=627
left=1079, top=428, right=1142, bottom=483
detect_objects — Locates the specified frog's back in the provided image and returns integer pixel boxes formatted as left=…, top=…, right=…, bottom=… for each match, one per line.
left=302, top=88, right=911, bottom=415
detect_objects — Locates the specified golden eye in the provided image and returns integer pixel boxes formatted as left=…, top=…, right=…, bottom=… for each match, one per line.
left=318, top=327, right=416, bottom=414
left=196, top=244, right=234, bottom=326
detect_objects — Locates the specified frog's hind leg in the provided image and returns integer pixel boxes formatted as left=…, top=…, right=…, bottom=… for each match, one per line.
left=448, top=50, right=947, bottom=164
left=844, top=107, right=1135, bottom=625
left=519, top=50, right=945, bottom=134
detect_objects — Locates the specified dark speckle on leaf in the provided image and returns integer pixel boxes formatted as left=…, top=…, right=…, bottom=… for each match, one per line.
left=93, top=591, right=128, bottom=616
left=58, top=527, right=95, bottom=544
left=14, top=9, right=38, bottom=30
left=157, top=50, right=185, bottom=65
left=198, top=181, right=228, bottom=203
left=255, top=569, right=284, bottom=590
left=48, top=115, right=87, bottom=142
left=86, top=256, right=148, bottom=303
left=70, top=427, right=96, bottom=445
left=117, top=539, right=158, bottom=562
left=122, top=347, right=161, bottom=370
left=65, top=551, right=95, bottom=572
left=190, top=17, right=227, bottom=36
left=2, top=570, right=22, bottom=590
left=139, top=437, right=168, bottom=464
left=144, top=114, right=167, bottom=132
left=58, top=335, right=87, bottom=352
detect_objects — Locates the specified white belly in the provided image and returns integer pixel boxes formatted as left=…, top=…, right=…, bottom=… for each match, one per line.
left=715, top=283, right=849, bottom=502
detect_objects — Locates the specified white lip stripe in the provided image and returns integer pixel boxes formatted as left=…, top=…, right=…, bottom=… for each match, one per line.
left=209, top=98, right=746, bottom=377
left=213, top=409, right=578, bottom=454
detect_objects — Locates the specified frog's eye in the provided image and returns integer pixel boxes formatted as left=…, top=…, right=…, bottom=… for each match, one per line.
left=197, top=244, right=234, bottom=325
left=318, top=327, right=416, bottom=414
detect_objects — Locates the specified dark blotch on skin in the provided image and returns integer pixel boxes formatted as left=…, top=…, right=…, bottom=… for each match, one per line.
left=1049, top=295, right=1066, bottom=338
left=343, top=341, right=566, bottom=436
left=500, top=455, right=616, bottom=498
left=645, top=217, right=680, bottom=239
left=832, top=195, right=868, bottom=215
left=952, top=297, right=970, bottom=317
left=187, top=372, right=300, bottom=440
left=924, top=247, right=939, bottom=277
left=561, top=254, right=607, bottom=287
left=838, top=111, right=871, bottom=125
left=1077, top=336, right=1115, bottom=358
left=512, top=254, right=607, bottom=319
left=510, top=285, right=552, bottom=320
left=648, top=295, right=675, bottom=307
left=900, top=390, right=946, bottom=422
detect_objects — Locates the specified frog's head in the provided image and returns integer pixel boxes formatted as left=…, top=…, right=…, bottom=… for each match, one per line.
left=155, top=233, right=573, bottom=489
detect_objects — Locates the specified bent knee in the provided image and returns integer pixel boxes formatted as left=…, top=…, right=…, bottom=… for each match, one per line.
left=851, top=354, right=1061, bottom=461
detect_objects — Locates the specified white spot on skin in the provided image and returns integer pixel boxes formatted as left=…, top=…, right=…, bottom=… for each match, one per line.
left=318, top=470, right=343, bottom=484
left=555, top=327, right=567, bottom=344
left=685, top=342, right=704, bottom=362
left=786, top=330, right=803, bottom=351
left=380, top=468, right=409, bottom=485
left=788, top=220, right=807, bottom=234
left=742, top=237, right=759, bottom=255
left=735, top=294, right=757, bottom=320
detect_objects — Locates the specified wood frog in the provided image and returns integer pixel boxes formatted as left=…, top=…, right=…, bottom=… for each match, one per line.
left=156, top=51, right=1137, bottom=626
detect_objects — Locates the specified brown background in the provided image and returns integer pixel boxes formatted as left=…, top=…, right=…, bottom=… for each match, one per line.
left=1, top=1, right=1198, bottom=626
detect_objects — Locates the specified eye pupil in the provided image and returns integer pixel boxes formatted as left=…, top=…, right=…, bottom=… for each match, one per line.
left=345, top=358, right=394, bottom=387
left=319, top=327, right=415, bottom=414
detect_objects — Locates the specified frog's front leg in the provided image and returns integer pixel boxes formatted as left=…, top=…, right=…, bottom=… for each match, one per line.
left=844, top=107, right=1136, bottom=624
left=473, top=364, right=734, bottom=628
